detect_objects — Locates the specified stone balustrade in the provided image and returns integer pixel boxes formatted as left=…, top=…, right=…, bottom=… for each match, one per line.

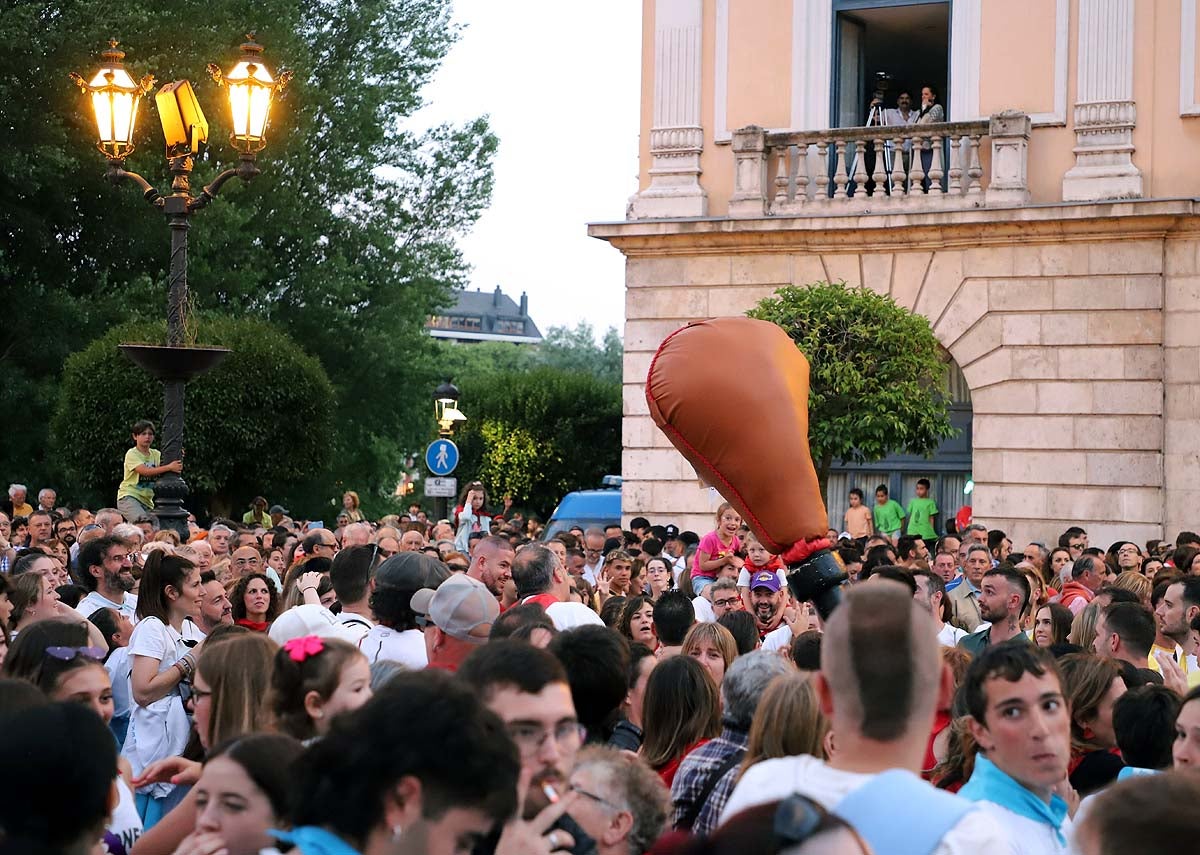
left=729, top=110, right=1032, bottom=218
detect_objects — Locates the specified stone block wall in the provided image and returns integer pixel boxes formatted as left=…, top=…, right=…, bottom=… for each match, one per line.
left=604, top=203, right=1200, bottom=547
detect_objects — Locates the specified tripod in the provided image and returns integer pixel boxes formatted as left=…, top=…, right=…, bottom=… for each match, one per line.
left=863, top=103, right=894, bottom=195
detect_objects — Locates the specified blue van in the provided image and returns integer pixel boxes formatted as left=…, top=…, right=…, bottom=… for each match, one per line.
left=542, top=476, right=622, bottom=540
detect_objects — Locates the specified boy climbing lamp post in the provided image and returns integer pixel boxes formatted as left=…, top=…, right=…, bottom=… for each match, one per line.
left=70, top=35, right=291, bottom=539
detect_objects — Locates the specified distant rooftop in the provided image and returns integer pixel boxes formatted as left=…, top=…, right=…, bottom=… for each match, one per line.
left=427, top=286, right=544, bottom=344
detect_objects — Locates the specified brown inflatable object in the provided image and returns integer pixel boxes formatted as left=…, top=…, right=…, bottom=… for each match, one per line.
left=645, top=317, right=830, bottom=559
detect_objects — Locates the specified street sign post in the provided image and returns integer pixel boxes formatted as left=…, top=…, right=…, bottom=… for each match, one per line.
left=425, top=438, right=459, bottom=476
left=424, top=477, right=458, bottom=498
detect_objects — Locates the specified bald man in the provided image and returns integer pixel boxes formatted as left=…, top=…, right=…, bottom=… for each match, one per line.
left=720, top=583, right=1008, bottom=854
left=468, top=534, right=515, bottom=598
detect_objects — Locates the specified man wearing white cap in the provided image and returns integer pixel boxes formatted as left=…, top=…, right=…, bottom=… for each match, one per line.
left=411, top=573, right=498, bottom=672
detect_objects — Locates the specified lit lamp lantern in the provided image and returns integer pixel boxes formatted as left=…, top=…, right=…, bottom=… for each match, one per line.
left=434, top=381, right=467, bottom=435
left=208, top=34, right=292, bottom=153
left=69, top=40, right=155, bottom=160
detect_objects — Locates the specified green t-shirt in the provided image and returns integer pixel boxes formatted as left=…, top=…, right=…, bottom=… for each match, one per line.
left=118, top=446, right=160, bottom=507
left=906, top=496, right=939, bottom=539
left=873, top=499, right=905, bottom=534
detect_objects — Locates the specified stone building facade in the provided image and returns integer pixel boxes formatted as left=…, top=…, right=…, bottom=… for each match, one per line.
left=590, top=0, right=1200, bottom=547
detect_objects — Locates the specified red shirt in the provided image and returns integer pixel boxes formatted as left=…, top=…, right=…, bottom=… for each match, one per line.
left=657, top=738, right=710, bottom=787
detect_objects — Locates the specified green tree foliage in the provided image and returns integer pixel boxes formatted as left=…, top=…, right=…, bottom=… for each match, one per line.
left=746, top=281, right=955, bottom=490
left=1, top=0, right=495, bottom=498
left=51, top=316, right=334, bottom=511
left=452, top=369, right=620, bottom=517
left=431, top=321, right=623, bottom=386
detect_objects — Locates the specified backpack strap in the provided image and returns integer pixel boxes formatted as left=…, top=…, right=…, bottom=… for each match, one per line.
left=675, top=749, right=745, bottom=831
left=834, top=769, right=975, bottom=855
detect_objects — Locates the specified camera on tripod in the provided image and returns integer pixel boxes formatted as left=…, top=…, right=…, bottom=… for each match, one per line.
left=871, top=70, right=893, bottom=102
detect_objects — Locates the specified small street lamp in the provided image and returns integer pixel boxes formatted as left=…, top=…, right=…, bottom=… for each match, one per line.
left=434, top=380, right=467, bottom=438
left=70, top=35, right=291, bottom=538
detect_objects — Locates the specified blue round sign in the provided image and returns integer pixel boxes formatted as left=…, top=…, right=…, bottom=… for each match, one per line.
left=425, top=439, right=459, bottom=476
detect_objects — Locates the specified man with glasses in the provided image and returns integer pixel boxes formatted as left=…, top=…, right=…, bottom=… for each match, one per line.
left=459, top=639, right=591, bottom=855
left=75, top=535, right=138, bottom=622
left=229, top=545, right=273, bottom=588
left=581, top=528, right=607, bottom=585
left=302, top=528, right=338, bottom=560
left=569, top=746, right=670, bottom=855
left=1059, top=526, right=1088, bottom=560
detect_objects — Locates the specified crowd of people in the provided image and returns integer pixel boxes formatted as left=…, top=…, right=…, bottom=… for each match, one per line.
left=3, top=467, right=1200, bottom=855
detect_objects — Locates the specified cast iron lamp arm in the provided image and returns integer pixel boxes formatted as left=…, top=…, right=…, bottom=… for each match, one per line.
left=105, top=158, right=163, bottom=207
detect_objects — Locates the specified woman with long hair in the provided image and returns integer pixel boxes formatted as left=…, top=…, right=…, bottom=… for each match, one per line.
left=4, top=621, right=143, bottom=854
left=1068, top=601, right=1103, bottom=652
left=738, top=672, right=827, bottom=781
left=124, top=550, right=203, bottom=826
left=229, top=572, right=280, bottom=632
left=9, top=569, right=63, bottom=636
left=640, top=654, right=721, bottom=786
left=1033, top=603, right=1074, bottom=648
left=619, top=594, right=657, bottom=651
left=175, top=734, right=303, bottom=855
left=1059, top=653, right=1127, bottom=796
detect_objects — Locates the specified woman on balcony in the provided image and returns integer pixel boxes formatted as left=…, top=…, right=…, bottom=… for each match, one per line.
left=914, top=85, right=945, bottom=191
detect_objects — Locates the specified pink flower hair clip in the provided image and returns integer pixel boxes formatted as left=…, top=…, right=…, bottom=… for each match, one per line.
left=284, top=635, right=325, bottom=663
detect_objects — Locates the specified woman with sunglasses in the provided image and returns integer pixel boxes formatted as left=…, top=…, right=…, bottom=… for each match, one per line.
left=4, top=620, right=144, bottom=854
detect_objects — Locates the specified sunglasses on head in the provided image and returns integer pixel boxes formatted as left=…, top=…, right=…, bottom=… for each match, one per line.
left=45, top=646, right=106, bottom=662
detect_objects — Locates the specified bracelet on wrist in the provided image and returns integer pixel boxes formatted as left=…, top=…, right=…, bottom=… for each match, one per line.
left=301, top=586, right=317, bottom=593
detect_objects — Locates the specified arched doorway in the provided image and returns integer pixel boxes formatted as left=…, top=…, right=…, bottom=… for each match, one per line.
left=824, top=354, right=972, bottom=537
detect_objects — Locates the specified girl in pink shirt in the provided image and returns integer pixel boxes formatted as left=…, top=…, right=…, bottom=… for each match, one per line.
left=691, top=502, right=743, bottom=593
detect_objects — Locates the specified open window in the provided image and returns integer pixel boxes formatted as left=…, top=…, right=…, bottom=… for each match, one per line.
left=833, top=0, right=950, bottom=129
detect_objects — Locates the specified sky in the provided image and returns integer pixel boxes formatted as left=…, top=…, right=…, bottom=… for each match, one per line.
left=414, top=0, right=642, bottom=339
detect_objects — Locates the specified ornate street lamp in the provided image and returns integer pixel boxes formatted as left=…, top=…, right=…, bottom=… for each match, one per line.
left=434, top=380, right=467, bottom=437
left=70, top=35, right=291, bottom=539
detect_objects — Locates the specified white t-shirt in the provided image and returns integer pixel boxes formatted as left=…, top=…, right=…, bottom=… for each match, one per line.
left=938, top=622, right=970, bottom=647
left=77, top=590, right=138, bottom=623
left=105, top=646, right=134, bottom=720
left=972, top=800, right=1072, bottom=855
left=545, top=601, right=605, bottom=630
left=359, top=626, right=427, bottom=669
left=720, top=754, right=1010, bottom=855
left=103, top=775, right=143, bottom=855
left=762, top=623, right=793, bottom=653
left=337, top=611, right=374, bottom=642
left=180, top=618, right=207, bottom=644
left=122, top=616, right=192, bottom=795
left=692, top=595, right=715, bottom=623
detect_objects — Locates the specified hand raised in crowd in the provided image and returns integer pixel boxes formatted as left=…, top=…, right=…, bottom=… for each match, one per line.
left=133, top=755, right=203, bottom=788
left=1154, top=650, right=1188, bottom=696
left=298, top=570, right=324, bottom=605
left=494, top=766, right=578, bottom=855
left=782, top=600, right=814, bottom=637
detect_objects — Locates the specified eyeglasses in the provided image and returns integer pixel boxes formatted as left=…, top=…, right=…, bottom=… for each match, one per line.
left=232, top=557, right=261, bottom=567
left=190, top=685, right=212, bottom=703
left=506, top=721, right=586, bottom=758
left=45, top=646, right=106, bottom=662
left=567, top=782, right=625, bottom=813
left=713, top=597, right=740, bottom=609
left=584, top=549, right=602, bottom=557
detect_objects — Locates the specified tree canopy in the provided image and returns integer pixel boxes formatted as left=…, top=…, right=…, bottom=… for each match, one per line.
left=746, top=281, right=955, bottom=490
left=51, top=316, right=334, bottom=513
left=1, top=0, right=495, bottom=502
left=452, top=368, right=620, bottom=518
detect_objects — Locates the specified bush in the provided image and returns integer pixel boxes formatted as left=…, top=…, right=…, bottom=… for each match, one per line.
left=51, top=316, right=334, bottom=513
left=747, top=280, right=955, bottom=488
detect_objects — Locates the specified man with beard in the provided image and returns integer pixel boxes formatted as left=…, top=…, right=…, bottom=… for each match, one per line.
left=75, top=536, right=138, bottom=622
left=53, top=517, right=77, bottom=549
left=459, top=640, right=590, bottom=855
left=958, top=567, right=1031, bottom=656
left=747, top=571, right=787, bottom=640
left=183, top=570, right=234, bottom=641
left=1152, top=576, right=1200, bottom=680
left=469, top=534, right=515, bottom=599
